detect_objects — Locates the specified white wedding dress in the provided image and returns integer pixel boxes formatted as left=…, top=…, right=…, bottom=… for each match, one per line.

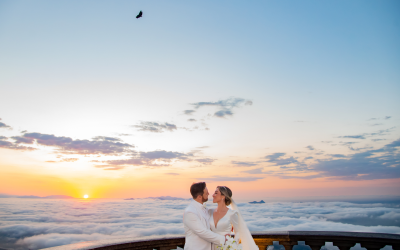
left=208, top=208, right=240, bottom=250
left=208, top=201, right=259, bottom=250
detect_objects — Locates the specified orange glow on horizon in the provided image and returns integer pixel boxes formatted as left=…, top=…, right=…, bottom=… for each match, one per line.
left=1, top=162, right=400, bottom=200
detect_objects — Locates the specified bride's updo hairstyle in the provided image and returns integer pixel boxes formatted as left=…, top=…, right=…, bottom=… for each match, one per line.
left=217, top=186, right=232, bottom=206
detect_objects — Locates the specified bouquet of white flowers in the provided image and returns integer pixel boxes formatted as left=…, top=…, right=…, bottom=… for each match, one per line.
left=218, top=235, right=242, bottom=250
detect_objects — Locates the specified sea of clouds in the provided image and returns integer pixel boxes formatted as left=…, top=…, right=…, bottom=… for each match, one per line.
left=0, top=198, right=399, bottom=250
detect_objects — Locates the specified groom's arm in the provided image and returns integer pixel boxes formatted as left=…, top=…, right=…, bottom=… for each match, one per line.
left=183, top=212, right=225, bottom=245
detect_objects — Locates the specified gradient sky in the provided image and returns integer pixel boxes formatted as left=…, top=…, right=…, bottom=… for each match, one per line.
left=0, top=0, right=399, bottom=199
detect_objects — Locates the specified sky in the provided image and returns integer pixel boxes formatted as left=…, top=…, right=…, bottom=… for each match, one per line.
left=0, top=199, right=399, bottom=249
left=0, top=0, right=399, bottom=199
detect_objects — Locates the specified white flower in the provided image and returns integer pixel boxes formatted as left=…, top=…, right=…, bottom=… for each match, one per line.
left=218, top=236, right=243, bottom=250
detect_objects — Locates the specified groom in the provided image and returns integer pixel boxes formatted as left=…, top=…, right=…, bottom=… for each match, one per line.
left=183, top=182, right=227, bottom=250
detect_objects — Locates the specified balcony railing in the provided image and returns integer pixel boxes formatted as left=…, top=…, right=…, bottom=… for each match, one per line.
left=43, top=231, right=400, bottom=250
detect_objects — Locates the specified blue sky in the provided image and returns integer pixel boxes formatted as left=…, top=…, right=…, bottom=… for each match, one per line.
left=0, top=0, right=399, bottom=199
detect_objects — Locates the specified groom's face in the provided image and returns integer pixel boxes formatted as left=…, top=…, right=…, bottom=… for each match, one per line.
left=202, top=187, right=209, bottom=203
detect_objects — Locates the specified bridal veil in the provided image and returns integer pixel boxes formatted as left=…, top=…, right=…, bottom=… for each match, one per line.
left=230, top=199, right=259, bottom=250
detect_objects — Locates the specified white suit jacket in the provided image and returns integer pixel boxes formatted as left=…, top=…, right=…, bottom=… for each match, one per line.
left=183, top=200, right=225, bottom=250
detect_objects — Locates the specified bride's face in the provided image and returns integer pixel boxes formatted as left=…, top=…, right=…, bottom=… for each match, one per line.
left=212, top=188, right=225, bottom=204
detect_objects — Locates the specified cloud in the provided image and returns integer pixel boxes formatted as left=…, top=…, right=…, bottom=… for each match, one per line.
left=304, top=157, right=314, bottom=160
left=265, top=152, right=286, bottom=160
left=140, top=151, right=191, bottom=160
left=60, top=158, right=78, bottom=162
left=190, top=97, right=252, bottom=118
left=308, top=139, right=400, bottom=180
left=201, top=175, right=264, bottom=182
left=337, top=127, right=396, bottom=141
left=165, top=173, right=179, bottom=176
left=340, top=141, right=358, bottom=145
left=348, top=146, right=374, bottom=152
left=372, top=139, right=386, bottom=142
left=338, top=135, right=366, bottom=139
left=116, top=133, right=133, bottom=136
left=94, top=165, right=126, bottom=170
left=369, top=116, right=392, bottom=121
left=241, top=168, right=266, bottom=174
left=133, top=122, right=177, bottom=133
left=16, top=233, right=106, bottom=250
left=231, top=161, right=258, bottom=167
left=14, top=133, right=134, bottom=155
left=99, top=150, right=195, bottom=168
left=191, top=98, right=249, bottom=109
left=183, top=110, right=195, bottom=115
left=92, top=136, right=121, bottom=142
left=0, top=119, right=12, bottom=129
left=195, top=158, right=215, bottom=165
left=265, top=153, right=298, bottom=166
left=385, top=139, right=400, bottom=148
left=328, top=154, right=346, bottom=158
left=338, top=141, right=363, bottom=151
left=96, top=158, right=143, bottom=169
left=187, top=119, right=196, bottom=122
left=0, top=198, right=400, bottom=250
left=0, top=137, right=36, bottom=151
left=11, top=136, right=35, bottom=144
left=305, top=146, right=315, bottom=151
left=143, top=196, right=188, bottom=201
left=214, top=110, right=233, bottom=118
left=272, top=139, right=400, bottom=180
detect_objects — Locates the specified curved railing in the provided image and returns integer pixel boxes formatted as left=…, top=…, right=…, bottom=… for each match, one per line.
left=43, top=231, right=400, bottom=250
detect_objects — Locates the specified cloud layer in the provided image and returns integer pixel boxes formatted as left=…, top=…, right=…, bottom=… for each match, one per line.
left=0, top=198, right=399, bottom=250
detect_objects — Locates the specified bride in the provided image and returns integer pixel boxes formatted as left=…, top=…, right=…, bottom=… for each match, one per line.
left=208, top=186, right=259, bottom=250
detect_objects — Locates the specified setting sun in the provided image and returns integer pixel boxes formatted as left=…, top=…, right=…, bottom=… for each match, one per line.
left=84, top=195, right=89, bottom=199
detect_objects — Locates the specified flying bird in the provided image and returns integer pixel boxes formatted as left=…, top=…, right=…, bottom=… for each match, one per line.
left=136, top=10, right=143, bottom=19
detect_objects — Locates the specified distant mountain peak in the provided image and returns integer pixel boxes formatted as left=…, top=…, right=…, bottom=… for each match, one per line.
left=249, top=200, right=265, bottom=204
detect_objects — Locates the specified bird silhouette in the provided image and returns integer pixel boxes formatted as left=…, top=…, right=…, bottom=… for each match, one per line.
left=136, top=11, right=143, bottom=19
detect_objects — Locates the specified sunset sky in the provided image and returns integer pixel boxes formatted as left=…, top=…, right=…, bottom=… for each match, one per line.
left=0, top=0, right=399, bottom=200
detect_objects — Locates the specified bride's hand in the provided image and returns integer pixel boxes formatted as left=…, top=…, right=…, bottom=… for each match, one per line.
left=224, top=234, right=230, bottom=243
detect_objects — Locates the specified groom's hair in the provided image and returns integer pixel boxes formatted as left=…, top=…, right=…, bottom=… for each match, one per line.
left=190, top=182, right=206, bottom=199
